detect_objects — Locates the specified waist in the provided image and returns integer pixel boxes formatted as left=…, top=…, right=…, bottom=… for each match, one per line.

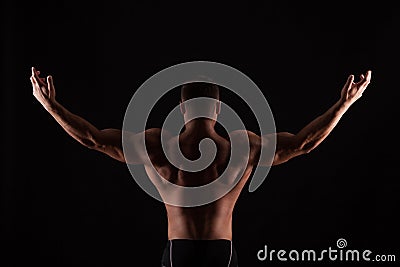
left=165, top=239, right=234, bottom=252
left=168, top=218, right=232, bottom=240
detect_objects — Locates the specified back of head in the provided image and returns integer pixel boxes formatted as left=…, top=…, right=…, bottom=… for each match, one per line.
left=181, top=82, right=220, bottom=101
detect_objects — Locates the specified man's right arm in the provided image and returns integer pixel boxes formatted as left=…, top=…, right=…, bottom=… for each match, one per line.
left=31, top=67, right=147, bottom=164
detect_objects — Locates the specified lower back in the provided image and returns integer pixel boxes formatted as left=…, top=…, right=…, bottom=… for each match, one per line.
left=166, top=200, right=234, bottom=240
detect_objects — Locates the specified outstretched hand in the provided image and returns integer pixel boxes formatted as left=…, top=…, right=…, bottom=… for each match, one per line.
left=31, top=67, right=56, bottom=110
left=340, top=70, right=372, bottom=106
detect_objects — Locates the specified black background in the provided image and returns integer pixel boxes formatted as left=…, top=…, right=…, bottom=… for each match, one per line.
left=1, top=1, right=399, bottom=266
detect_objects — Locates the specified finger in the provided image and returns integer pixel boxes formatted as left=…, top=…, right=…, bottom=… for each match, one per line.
left=30, top=75, right=39, bottom=85
left=34, top=69, right=46, bottom=87
left=30, top=76, right=37, bottom=87
left=360, top=70, right=372, bottom=88
left=33, top=68, right=40, bottom=78
left=344, top=74, right=354, bottom=90
left=47, top=75, right=55, bottom=95
left=365, top=70, right=372, bottom=82
left=33, top=67, right=40, bottom=76
left=32, top=76, right=45, bottom=94
left=47, top=75, right=54, bottom=88
left=360, top=74, right=365, bottom=81
left=31, top=76, right=44, bottom=94
left=47, top=76, right=52, bottom=98
left=30, top=77, right=37, bottom=94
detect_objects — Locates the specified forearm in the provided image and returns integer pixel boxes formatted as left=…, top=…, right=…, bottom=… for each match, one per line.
left=265, top=71, right=371, bottom=165
left=46, top=101, right=102, bottom=148
left=295, top=99, right=351, bottom=153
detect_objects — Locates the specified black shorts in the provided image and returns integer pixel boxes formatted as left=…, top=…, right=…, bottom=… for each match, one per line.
left=161, top=239, right=239, bottom=267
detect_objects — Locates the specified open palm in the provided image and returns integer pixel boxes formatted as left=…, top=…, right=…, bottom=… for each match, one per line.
left=340, top=70, right=372, bottom=104
left=30, top=67, right=56, bottom=110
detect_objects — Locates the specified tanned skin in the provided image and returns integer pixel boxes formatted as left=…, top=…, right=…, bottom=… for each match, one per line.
left=31, top=67, right=371, bottom=240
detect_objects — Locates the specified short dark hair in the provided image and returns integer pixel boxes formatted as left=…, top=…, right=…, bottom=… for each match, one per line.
left=181, top=82, right=219, bottom=101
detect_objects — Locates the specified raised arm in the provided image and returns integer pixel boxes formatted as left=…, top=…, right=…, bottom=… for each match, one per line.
left=254, top=70, right=372, bottom=166
left=30, top=67, right=146, bottom=164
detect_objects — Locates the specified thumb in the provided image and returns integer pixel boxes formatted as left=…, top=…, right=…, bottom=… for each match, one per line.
left=47, top=75, right=54, bottom=89
left=47, top=75, right=55, bottom=97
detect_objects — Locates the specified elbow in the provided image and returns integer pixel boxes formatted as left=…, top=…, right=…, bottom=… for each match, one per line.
left=299, top=142, right=316, bottom=154
left=80, top=138, right=102, bottom=150
left=291, top=135, right=313, bottom=155
left=81, top=129, right=105, bottom=149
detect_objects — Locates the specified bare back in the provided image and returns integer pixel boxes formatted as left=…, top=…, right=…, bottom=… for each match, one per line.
left=143, top=129, right=255, bottom=240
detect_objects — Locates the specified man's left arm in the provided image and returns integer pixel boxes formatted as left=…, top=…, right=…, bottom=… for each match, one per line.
left=256, top=70, right=372, bottom=166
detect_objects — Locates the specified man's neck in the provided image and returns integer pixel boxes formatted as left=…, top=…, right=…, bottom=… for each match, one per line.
left=182, top=119, right=217, bottom=137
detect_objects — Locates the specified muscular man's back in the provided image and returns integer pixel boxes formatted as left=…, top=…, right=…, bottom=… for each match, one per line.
left=30, top=66, right=372, bottom=266
left=144, top=128, right=254, bottom=240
